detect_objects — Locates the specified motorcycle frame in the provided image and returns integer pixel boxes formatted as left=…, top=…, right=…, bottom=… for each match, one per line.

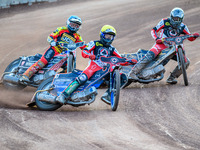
left=123, top=34, right=198, bottom=85
left=44, top=57, right=125, bottom=105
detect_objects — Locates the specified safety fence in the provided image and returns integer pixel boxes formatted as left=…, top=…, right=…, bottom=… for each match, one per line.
left=0, top=0, right=57, bottom=8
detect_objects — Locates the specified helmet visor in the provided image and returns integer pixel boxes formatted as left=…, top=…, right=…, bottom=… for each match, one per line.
left=172, top=16, right=181, bottom=22
left=69, top=22, right=80, bottom=29
left=104, top=34, right=114, bottom=40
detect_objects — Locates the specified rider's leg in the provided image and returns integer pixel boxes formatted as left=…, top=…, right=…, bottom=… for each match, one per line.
left=56, top=61, right=102, bottom=104
left=20, top=58, right=48, bottom=83
left=101, top=88, right=111, bottom=105
left=167, top=57, right=190, bottom=84
left=129, top=43, right=167, bottom=80
left=56, top=73, right=88, bottom=104
left=19, top=47, right=56, bottom=83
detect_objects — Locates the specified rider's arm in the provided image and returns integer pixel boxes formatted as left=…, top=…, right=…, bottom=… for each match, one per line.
left=151, top=28, right=159, bottom=40
left=47, top=27, right=66, bottom=43
left=182, top=24, right=198, bottom=41
left=112, top=48, right=122, bottom=58
left=81, top=41, right=95, bottom=58
left=74, top=33, right=86, bottom=50
left=182, top=24, right=190, bottom=35
left=151, top=19, right=165, bottom=40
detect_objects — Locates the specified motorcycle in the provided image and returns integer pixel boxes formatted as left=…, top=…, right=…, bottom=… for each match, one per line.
left=1, top=42, right=84, bottom=90
left=120, top=34, right=199, bottom=88
left=29, top=56, right=128, bottom=111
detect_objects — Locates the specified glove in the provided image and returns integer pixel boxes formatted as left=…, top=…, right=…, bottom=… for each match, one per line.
left=50, top=41, right=58, bottom=47
left=188, top=33, right=199, bottom=41
left=127, top=59, right=137, bottom=63
left=89, top=55, right=96, bottom=60
left=131, top=59, right=137, bottom=64
left=193, top=32, right=199, bottom=38
left=156, top=38, right=163, bottom=44
left=125, top=59, right=137, bottom=64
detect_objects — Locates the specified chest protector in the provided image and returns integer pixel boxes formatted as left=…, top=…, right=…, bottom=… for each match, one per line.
left=93, top=41, right=115, bottom=57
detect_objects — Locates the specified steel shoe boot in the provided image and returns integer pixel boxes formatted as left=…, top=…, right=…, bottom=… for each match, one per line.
left=101, top=90, right=111, bottom=105
left=166, top=75, right=177, bottom=84
left=56, top=93, right=69, bottom=105
left=19, top=75, right=30, bottom=84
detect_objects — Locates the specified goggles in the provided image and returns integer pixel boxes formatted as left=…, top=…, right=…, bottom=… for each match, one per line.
left=172, top=17, right=182, bottom=22
left=104, top=33, right=115, bottom=40
left=69, top=22, right=80, bottom=29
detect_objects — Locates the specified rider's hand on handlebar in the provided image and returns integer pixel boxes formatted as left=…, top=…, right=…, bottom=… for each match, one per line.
left=156, top=38, right=163, bottom=44
left=50, top=41, right=58, bottom=47
left=193, top=33, right=199, bottom=38
left=188, top=33, right=199, bottom=41
left=126, top=59, right=137, bottom=64
left=131, top=59, right=137, bottom=63
left=89, top=55, right=96, bottom=60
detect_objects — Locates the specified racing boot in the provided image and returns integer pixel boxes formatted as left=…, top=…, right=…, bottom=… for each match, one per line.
left=129, top=51, right=155, bottom=80
left=166, top=73, right=177, bottom=84
left=56, top=73, right=88, bottom=105
left=19, top=60, right=46, bottom=84
left=101, top=89, right=111, bottom=105
left=55, top=92, right=70, bottom=105
left=56, top=80, right=80, bottom=105
left=166, top=58, right=190, bottom=84
left=19, top=75, right=30, bottom=84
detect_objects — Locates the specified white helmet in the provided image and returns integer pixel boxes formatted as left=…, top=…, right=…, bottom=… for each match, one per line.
left=170, top=7, right=184, bottom=28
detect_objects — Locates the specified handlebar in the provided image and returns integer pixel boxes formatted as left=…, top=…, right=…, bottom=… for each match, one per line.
left=125, top=59, right=136, bottom=64
left=100, top=56, right=127, bottom=65
left=162, top=34, right=198, bottom=45
left=58, top=41, right=85, bottom=50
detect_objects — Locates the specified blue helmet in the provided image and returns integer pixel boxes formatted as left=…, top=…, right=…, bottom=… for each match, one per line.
left=170, top=7, right=184, bottom=28
left=67, top=15, right=82, bottom=33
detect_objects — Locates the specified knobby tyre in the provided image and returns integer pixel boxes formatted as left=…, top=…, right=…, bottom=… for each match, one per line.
left=178, top=47, right=188, bottom=86
left=67, top=54, right=74, bottom=73
left=35, top=76, right=62, bottom=111
left=111, top=69, right=120, bottom=111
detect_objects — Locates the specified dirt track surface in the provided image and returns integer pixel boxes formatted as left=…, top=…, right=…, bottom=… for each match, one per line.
left=0, top=0, right=200, bottom=149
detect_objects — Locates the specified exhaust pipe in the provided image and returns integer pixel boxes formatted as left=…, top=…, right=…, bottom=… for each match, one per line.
left=37, top=93, right=57, bottom=104
left=3, top=75, right=19, bottom=84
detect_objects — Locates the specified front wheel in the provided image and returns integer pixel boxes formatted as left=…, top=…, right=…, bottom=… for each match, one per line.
left=67, top=54, right=74, bottom=73
left=35, top=77, right=62, bottom=111
left=110, top=69, right=120, bottom=111
left=178, top=47, right=188, bottom=86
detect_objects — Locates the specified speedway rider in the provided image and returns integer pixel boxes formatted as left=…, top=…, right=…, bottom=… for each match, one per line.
left=129, top=7, right=199, bottom=84
left=56, top=25, right=136, bottom=105
left=19, top=15, right=85, bottom=83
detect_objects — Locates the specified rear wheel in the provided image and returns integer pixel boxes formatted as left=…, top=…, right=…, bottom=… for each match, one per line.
left=2, top=58, right=26, bottom=90
left=110, top=70, right=120, bottom=111
left=35, top=77, right=62, bottom=111
left=178, top=47, right=188, bottom=86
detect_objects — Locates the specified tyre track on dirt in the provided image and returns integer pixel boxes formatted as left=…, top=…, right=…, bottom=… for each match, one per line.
left=0, top=109, right=45, bottom=150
